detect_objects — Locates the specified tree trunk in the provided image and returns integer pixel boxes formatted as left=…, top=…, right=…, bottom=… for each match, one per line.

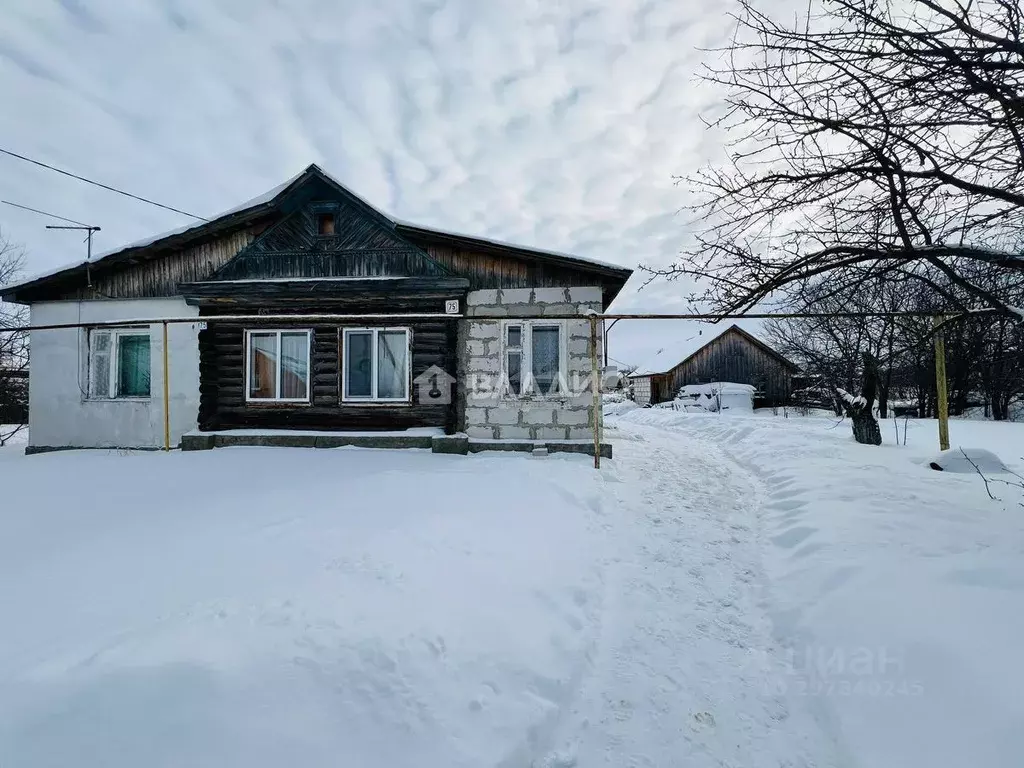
left=842, top=352, right=883, bottom=446
left=991, top=393, right=1007, bottom=421
left=852, top=412, right=883, bottom=445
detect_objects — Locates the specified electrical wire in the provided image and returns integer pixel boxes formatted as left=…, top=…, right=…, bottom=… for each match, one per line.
left=1, top=200, right=93, bottom=227
left=0, top=147, right=209, bottom=221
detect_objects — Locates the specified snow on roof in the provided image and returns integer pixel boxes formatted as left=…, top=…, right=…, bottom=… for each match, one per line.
left=4, top=164, right=630, bottom=295
left=5, top=171, right=309, bottom=290
left=629, top=326, right=734, bottom=377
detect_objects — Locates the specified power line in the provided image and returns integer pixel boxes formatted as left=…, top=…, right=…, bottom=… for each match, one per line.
left=1, top=199, right=93, bottom=227
left=0, top=147, right=209, bottom=222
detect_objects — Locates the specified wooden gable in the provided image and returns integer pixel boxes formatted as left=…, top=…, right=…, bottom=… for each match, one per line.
left=3, top=164, right=632, bottom=306
left=209, top=176, right=451, bottom=282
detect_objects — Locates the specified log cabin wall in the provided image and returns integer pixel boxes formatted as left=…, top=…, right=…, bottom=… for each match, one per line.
left=664, top=329, right=795, bottom=406
left=197, top=299, right=458, bottom=433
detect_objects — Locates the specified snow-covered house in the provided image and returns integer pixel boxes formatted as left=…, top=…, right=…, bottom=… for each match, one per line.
left=1, top=165, right=632, bottom=455
left=628, top=324, right=798, bottom=406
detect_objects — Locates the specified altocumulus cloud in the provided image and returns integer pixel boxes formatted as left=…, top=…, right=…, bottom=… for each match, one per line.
left=0, top=0, right=744, bottom=362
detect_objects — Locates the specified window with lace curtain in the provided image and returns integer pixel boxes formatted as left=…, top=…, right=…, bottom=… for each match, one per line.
left=501, top=321, right=566, bottom=398
left=88, top=328, right=151, bottom=399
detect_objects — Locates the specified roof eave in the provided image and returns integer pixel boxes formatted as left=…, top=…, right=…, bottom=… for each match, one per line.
left=0, top=203, right=282, bottom=304
left=394, top=223, right=633, bottom=280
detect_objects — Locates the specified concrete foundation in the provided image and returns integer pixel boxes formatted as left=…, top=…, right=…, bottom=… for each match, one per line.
left=180, top=432, right=436, bottom=451
left=177, top=431, right=611, bottom=458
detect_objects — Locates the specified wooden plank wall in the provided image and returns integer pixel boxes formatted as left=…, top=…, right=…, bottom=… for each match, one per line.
left=423, top=245, right=616, bottom=293
left=59, top=229, right=256, bottom=301
left=197, top=302, right=457, bottom=432
left=664, top=330, right=794, bottom=405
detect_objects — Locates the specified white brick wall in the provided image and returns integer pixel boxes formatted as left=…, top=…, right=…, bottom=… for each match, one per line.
left=459, top=287, right=603, bottom=440
left=632, top=376, right=652, bottom=406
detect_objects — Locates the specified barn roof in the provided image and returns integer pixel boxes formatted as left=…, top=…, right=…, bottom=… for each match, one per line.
left=2, top=164, right=633, bottom=303
left=629, top=324, right=799, bottom=377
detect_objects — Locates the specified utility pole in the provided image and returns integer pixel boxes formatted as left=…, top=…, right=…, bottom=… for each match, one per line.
left=933, top=316, right=950, bottom=451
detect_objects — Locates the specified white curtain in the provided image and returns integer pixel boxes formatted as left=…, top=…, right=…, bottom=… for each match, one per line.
left=377, top=331, right=408, bottom=399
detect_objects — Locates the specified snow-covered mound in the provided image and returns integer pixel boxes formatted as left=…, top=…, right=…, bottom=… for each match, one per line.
left=603, top=399, right=639, bottom=417
left=677, top=382, right=755, bottom=413
left=927, top=447, right=1008, bottom=473
left=0, top=448, right=610, bottom=767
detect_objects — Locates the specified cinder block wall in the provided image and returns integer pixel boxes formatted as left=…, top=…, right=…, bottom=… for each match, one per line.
left=458, top=287, right=603, bottom=440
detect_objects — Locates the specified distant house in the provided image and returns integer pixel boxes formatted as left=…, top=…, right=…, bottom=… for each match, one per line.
left=628, top=324, right=799, bottom=407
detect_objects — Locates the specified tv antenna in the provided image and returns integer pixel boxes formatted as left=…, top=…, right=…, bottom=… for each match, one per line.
left=1, top=200, right=101, bottom=288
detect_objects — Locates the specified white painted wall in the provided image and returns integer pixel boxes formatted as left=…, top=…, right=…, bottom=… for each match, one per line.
left=28, top=299, right=200, bottom=449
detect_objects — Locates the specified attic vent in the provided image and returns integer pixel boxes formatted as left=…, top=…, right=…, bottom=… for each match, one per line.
left=316, top=212, right=336, bottom=236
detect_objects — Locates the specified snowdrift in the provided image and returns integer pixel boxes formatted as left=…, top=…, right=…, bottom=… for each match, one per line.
left=0, top=448, right=610, bottom=767
left=608, top=407, right=1024, bottom=768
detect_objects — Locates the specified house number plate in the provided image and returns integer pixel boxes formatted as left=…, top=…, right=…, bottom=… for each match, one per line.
left=445, top=299, right=460, bottom=314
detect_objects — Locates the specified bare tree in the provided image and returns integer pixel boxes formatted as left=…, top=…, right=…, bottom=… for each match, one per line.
left=0, top=229, right=28, bottom=445
left=656, top=0, right=1024, bottom=318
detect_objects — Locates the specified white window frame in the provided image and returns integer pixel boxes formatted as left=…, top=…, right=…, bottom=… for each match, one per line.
left=244, top=329, right=312, bottom=404
left=341, top=327, right=412, bottom=403
left=87, top=327, right=152, bottom=400
left=500, top=320, right=568, bottom=399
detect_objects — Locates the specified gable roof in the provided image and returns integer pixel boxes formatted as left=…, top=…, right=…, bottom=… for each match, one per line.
left=629, top=324, right=800, bottom=377
left=1, top=164, right=632, bottom=303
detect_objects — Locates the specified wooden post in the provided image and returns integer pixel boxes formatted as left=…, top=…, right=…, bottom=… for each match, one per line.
left=590, top=315, right=601, bottom=469
left=162, top=321, right=171, bottom=451
left=933, top=315, right=950, bottom=451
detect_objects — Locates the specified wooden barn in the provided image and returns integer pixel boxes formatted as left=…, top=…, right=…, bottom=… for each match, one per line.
left=628, top=324, right=799, bottom=407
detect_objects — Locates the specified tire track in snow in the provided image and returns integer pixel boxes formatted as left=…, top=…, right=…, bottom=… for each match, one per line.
left=536, top=421, right=840, bottom=767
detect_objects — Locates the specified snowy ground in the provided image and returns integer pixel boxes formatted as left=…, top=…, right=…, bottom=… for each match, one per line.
left=2, top=410, right=1023, bottom=766
left=609, top=406, right=1024, bottom=768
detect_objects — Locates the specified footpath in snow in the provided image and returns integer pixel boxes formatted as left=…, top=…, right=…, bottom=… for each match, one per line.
left=539, top=418, right=838, bottom=767
left=612, top=406, right=1024, bottom=768
left=1, top=431, right=835, bottom=767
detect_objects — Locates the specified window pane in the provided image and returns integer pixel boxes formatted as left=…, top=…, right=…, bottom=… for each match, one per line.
left=345, top=331, right=372, bottom=398
left=280, top=332, right=309, bottom=399
left=90, top=332, right=111, bottom=397
left=317, top=213, right=335, bottom=235
left=506, top=325, right=521, bottom=348
left=377, top=331, right=408, bottom=399
left=531, top=326, right=560, bottom=394
left=249, top=333, right=278, bottom=399
left=507, top=350, right=522, bottom=395
left=117, top=334, right=151, bottom=398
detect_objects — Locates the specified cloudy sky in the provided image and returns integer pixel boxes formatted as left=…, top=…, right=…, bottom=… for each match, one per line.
left=0, top=0, right=747, bottom=365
